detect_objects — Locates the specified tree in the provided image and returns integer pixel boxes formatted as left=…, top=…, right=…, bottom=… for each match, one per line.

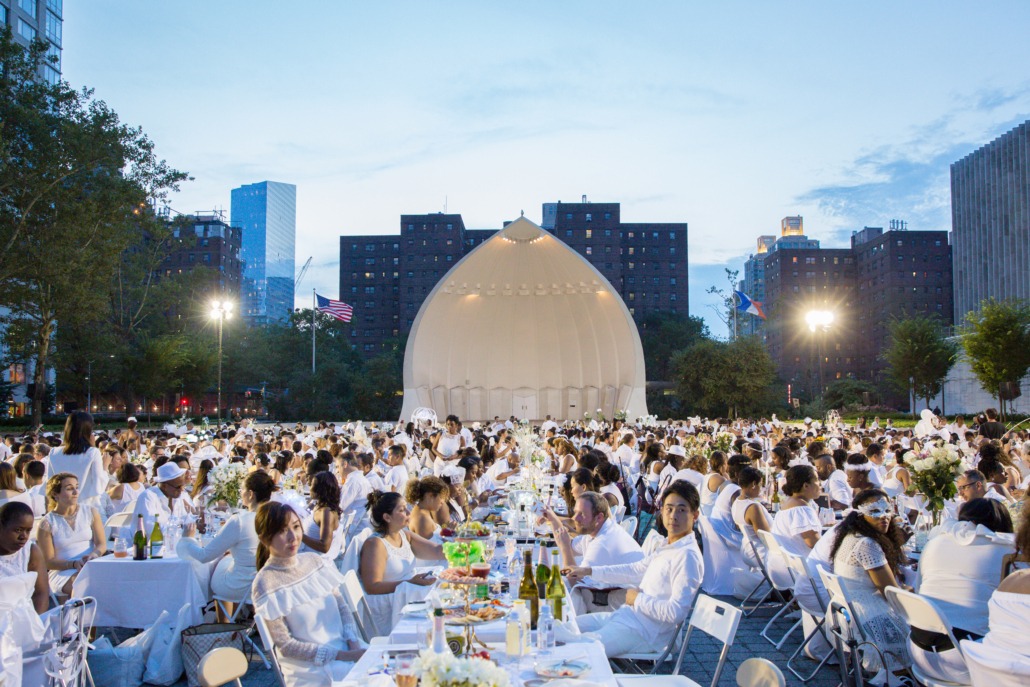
left=639, top=312, right=710, bottom=381
left=0, top=31, right=188, bottom=425
left=705, top=268, right=741, bottom=339
left=822, top=378, right=878, bottom=410
left=960, top=299, right=1030, bottom=416
left=673, top=336, right=776, bottom=418
left=883, top=315, right=959, bottom=414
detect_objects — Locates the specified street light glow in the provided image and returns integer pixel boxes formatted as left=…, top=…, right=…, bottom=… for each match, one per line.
left=806, top=310, right=834, bottom=332
left=211, top=300, right=221, bottom=309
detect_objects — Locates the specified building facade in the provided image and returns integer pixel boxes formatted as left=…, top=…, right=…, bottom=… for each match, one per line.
left=155, top=212, right=244, bottom=302
left=339, top=202, right=689, bottom=355
left=231, top=181, right=296, bottom=326
left=951, top=120, right=1030, bottom=324
left=2, top=0, right=62, bottom=83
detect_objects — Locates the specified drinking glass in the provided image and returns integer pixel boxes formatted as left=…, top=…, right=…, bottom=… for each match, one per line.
left=415, top=622, right=430, bottom=650
left=508, top=552, right=523, bottom=593
left=113, top=537, right=128, bottom=559
left=395, top=652, right=417, bottom=687
left=483, top=534, right=496, bottom=564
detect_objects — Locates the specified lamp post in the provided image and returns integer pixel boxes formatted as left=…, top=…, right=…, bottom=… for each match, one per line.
left=210, top=300, right=234, bottom=429
left=805, top=310, right=834, bottom=402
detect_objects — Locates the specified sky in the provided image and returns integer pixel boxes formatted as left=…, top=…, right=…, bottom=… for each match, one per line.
left=64, top=1, right=1030, bottom=337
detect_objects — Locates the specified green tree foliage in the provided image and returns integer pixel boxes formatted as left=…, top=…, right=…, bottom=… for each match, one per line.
left=673, top=336, right=776, bottom=418
left=883, top=314, right=959, bottom=412
left=960, top=299, right=1030, bottom=412
left=639, top=311, right=710, bottom=381
left=822, top=378, right=878, bottom=410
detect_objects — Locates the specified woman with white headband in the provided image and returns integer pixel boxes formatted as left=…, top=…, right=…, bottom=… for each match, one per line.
left=829, top=488, right=913, bottom=679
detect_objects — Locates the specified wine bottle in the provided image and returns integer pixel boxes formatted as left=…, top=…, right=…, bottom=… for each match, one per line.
left=535, top=545, right=551, bottom=598
left=133, top=515, right=147, bottom=560
left=546, top=547, right=566, bottom=622
left=149, top=521, right=164, bottom=559
left=518, top=548, right=539, bottom=628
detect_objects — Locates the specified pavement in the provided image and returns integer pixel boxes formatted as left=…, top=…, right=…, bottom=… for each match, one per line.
left=118, top=592, right=839, bottom=687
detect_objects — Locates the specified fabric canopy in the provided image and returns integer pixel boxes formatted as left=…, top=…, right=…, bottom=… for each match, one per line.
left=399, top=216, right=648, bottom=423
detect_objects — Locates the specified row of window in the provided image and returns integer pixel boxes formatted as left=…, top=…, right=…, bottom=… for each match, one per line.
left=583, top=246, right=676, bottom=256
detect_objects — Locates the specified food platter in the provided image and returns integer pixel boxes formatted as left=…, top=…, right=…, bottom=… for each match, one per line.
left=440, top=521, right=494, bottom=541
left=534, top=659, right=590, bottom=679
left=438, top=567, right=502, bottom=585
left=445, top=602, right=511, bottom=626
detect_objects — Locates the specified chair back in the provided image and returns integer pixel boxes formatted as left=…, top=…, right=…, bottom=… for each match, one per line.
left=612, top=505, right=626, bottom=522
left=689, top=594, right=742, bottom=646
left=254, top=615, right=287, bottom=687
left=620, top=516, right=637, bottom=537
left=341, top=569, right=381, bottom=642
left=340, top=527, right=372, bottom=575
left=736, top=657, right=786, bottom=687
left=641, top=529, right=664, bottom=556
left=780, top=551, right=826, bottom=614
left=197, top=647, right=247, bottom=687
left=754, top=529, right=794, bottom=590
left=960, top=638, right=1030, bottom=687
left=105, top=511, right=133, bottom=539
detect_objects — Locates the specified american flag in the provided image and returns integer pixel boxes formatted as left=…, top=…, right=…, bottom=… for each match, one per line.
left=316, top=294, right=353, bottom=322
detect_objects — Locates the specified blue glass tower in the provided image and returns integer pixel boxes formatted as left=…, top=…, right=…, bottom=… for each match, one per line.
left=231, top=181, right=297, bottom=325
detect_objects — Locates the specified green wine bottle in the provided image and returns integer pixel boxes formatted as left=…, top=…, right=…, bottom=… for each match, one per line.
left=518, top=549, right=539, bottom=628
left=133, top=515, right=147, bottom=560
left=149, top=521, right=164, bottom=559
left=535, top=546, right=551, bottom=598
left=546, top=547, right=566, bottom=622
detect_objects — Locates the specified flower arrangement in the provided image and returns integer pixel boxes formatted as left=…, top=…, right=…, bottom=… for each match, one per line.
left=207, top=463, right=248, bottom=508
left=614, top=410, right=627, bottom=421
left=713, top=432, right=735, bottom=454
left=636, top=414, right=658, bottom=427
left=412, top=648, right=510, bottom=687
left=908, top=441, right=963, bottom=526
left=584, top=411, right=592, bottom=420
left=509, top=422, right=540, bottom=465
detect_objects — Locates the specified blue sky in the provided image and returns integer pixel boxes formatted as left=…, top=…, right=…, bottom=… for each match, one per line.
left=64, top=1, right=1030, bottom=337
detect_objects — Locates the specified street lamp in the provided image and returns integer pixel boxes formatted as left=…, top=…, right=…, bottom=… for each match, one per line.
left=805, top=310, right=834, bottom=401
left=210, top=300, right=234, bottom=429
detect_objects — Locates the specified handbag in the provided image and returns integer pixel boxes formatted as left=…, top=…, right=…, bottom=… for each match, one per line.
left=180, top=622, right=248, bottom=687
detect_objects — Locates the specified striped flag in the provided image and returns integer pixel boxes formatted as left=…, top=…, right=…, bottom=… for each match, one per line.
left=316, top=294, right=353, bottom=322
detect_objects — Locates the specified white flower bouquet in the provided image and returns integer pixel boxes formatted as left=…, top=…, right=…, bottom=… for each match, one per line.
left=208, top=463, right=248, bottom=508
left=412, top=648, right=509, bottom=687
left=908, top=441, right=963, bottom=525
left=713, top=431, right=736, bottom=455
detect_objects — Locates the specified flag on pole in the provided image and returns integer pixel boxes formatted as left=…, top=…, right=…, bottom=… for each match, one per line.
left=315, top=294, right=353, bottom=322
left=734, top=291, right=766, bottom=319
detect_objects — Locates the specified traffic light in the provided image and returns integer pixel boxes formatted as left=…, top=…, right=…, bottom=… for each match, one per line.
left=181, top=398, right=188, bottom=407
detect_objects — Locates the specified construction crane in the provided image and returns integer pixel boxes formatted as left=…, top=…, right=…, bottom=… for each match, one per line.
left=295, top=257, right=312, bottom=289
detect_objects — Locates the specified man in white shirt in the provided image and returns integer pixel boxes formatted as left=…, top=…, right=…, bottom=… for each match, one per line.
left=613, top=433, right=638, bottom=477
left=541, top=416, right=558, bottom=434
left=382, top=446, right=409, bottom=493
left=484, top=452, right=521, bottom=490
left=131, top=463, right=193, bottom=535
left=866, top=443, right=887, bottom=487
left=337, top=452, right=374, bottom=513
left=545, top=492, right=643, bottom=569
left=458, top=421, right=474, bottom=448
left=814, top=455, right=851, bottom=510
left=359, top=453, right=386, bottom=491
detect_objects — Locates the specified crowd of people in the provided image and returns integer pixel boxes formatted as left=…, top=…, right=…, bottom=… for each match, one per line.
left=1, top=406, right=1030, bottom=685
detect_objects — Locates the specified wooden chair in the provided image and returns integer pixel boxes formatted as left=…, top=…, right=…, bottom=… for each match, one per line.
left=197, top=647, right=248, bottom=687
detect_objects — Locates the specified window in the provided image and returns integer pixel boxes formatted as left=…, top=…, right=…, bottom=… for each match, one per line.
left=45, top=10, right=60, bottom=44
left=17, top=18, right=35, bottom=40
left=628, top=263, right=635, bottom=269
left=897, top=240, right=903, bottom=246
left=365, top=244, right=375, bottom=251
left=351, top=286, right=358, bottom=293
left=935, top=239, right=941, bottom=246
left=42, top=64, right=59, bottom=84
left=566, top=230, right=573, bottom=237
left=628, top=232, right=634, bottom=239
left=585, top=229, right=592, bottom=239
left=670, top=247, right=676, bottom=255
left=604, top=212, right=611, bottom=220
left=670, top=263, right=676, bottom=270
left=792, top=257, right=797, bottom=263
left=629, top=293, right=635, bottom=300
left=446, top=255, right=452, bottom=262
left=46, top=42, right=60, bottom=71
left=19, top=0, right=36, bottom=19
left=792, top=286, right=799, bottom=293
left=805, top=257, right=816, bottom=264
left=670, top=293, right=677, bottom=300
left=566, top=213, right=572, bottom=220
left=628, top=247, right=634, bottom=255
left=407, top=224, right=414, bottom=231
left=0, top=5, right=6, bottom=23
left=670, top=278, right=676, bottom=286
left=670, top=232, right=676, bottom=240
left=446, top=224, right=453, bottom=231
left=446, top=239, right=452, bottom=245
left=585, top=246, right=592, bottom=255
left=585, top=214, right=592, bottom=222
left=364, top=286, right=375, bottom=294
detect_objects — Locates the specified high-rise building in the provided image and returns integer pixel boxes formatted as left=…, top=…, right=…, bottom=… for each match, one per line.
left=339, top=202, right=688, bottom=355
left=951, top=120, right=1030, bottom=323
left=154, top=211, right=243, bottom=301
left=759, top=221, right=951, bottom=409
left=231, top=181, right=296, bottom=326
left=3, top=0, right=63, bottom=84
left=740, top=222, right=820, bottom=338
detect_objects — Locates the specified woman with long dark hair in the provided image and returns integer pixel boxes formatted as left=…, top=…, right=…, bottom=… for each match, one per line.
left=190, top=459, right=215, bottom=507
left=251, top=502, right=363, bottom=687
left=830, top=488, right=912, bottom=676
left=301, top=472, right=343, bottom=558
left=45, top=411, right=108, bottom=509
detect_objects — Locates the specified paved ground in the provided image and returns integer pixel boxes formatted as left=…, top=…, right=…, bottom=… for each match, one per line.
left=108, top=592, right=838, bottom=687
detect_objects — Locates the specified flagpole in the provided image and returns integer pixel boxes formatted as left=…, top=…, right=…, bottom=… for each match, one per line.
left=312, top=289, right=316, bottom=374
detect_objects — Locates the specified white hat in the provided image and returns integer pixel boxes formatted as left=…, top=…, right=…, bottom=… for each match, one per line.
left=668, top=445, right=686, bottom=457
left=155, top=463, right=186, bottom=483
left=127, top=417, right=138, bottom=424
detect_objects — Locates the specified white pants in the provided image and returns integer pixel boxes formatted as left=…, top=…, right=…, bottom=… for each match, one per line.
left=910, top=643, right=969, bottom=685
left=576, top=612, right=655, bottom=657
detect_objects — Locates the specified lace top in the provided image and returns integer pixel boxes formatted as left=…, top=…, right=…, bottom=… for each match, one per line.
left=251, top=553, right=359, bottom=665
left=0, top=543, right=31, bottom=578
left=376, top=530, right=416, bottom=583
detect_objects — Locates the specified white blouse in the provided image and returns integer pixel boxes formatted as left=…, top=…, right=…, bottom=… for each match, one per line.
left=771, top=503, right=820, bottom=556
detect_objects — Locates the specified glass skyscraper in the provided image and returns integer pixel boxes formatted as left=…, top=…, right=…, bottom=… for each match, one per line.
left=231, top=181, right=296, bottom=325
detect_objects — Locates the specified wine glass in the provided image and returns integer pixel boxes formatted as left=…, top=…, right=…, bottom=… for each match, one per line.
left=113, top=537, right=128, bottom=559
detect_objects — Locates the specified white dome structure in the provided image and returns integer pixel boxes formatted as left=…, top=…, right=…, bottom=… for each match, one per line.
left=399, top=216, right=648, bottom=423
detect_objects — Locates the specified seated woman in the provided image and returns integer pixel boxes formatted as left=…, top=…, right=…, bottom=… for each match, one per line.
left=189, top=460, right=215, bottom=510
left=107, top=463, right=146, bottom=515
left=597, top=462, right=625, bottom=510
left=709, top=454, right=754, bottom=552
left=566, top=481, right=704, bottom=657
left=912, top=498, right=1014, bottom=684
left=0, top=501, right=50, bottom=614
left=0, top=462, right=24, bottom=505
left=830, top=488, right=912, bottom=678
left=700, top=451, right=728, bottom=516
left=731, top=467, right=791, bottom=586
left=983, top=568, right=1030, bottom=660
left=251, top=502, right=364, bottom=687
left=359, top=491, right=444, bottom=633
left=405, top=475, right=449, bottom=539
left=771, top=464, right=822, bottom=557
left=300, top=472, right=343, bottom=560
left=179, top=471, right=275, bottom=622
left=36, top=473, right=106, bottom=599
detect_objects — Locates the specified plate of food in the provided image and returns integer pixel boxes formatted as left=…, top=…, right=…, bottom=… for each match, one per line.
left=534, top=658, right=590, bottom=679
left=445, top=603, right=510, bottom=626
left=438, top=565, right=494, bottom=584
left=440, top=521, right=493, bottom=541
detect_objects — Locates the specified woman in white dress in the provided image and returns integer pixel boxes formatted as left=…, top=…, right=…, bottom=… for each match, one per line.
left=300, top=472, right=343, bottom=560
left=106, top=463, right=146, bottom=515
left=770, top=465, right=822, bottom=592
left=252, top=502, right=364, bottom=687
left=830, top=488, right=913, bottom=676
left=430, top=415, right=465, bottom=476
left=405, top=476, right=448, bottom=539
left=700, top=451, right=728, bottom=516
left=179, top=471, right=275, bottom=622
left=882, top=449, right=911, bottom=498
left=0, top=462, right=24, bottom=504
left=36, top=473, right=106, bottom=597
left=359, top=491, right=445, bottom=634
left=597, top=463, right=625, bottom=510
left=0, top=501, right=50, bottom=614
left=45, top=411, right=109, bottom=510
left=189, top=460, right=216, bottom=510
left=732, top=467, right=791, bottom=586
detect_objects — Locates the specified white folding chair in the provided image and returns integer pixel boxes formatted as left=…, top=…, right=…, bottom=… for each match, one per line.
left=339, top=527, right=372, bottom=575
left=754, top=530, right=800, bottom=648
left=620, top=516, right=637, bottom=537
left=884, top=586, right=971, bottom=687
left=215, top=590, right=271, bottom=670
left=340, top=569, right=381, bottom=642
left=104, top=511, right=133, bottom=540
left=198, top=646, right=248, bottom=687
left=254, top=614, right=287, bottom=687
left=960, top=639, right=1030, bottom=687
left=736, top=657, right=786, bottom=687
left=781, top=551, right=833, bottom=683
left=819, top=566, right=871, bottom=687
left=613, top=505, right=627, bottom=522
left=617, top=677, right=694, bottom=687
left=670, top=594, right=743, bottom=687
left=697, top=515, right=745, bottom=596
left=619, top=619, right=686, bottom=674
left=641, top=529, right=664, bottom=556
left=737, top=528, right=778, bottom=616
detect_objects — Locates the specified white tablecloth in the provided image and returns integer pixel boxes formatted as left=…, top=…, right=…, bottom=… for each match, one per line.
left=72, top=555, right=216, bottom=628
left=344, top=640, right=616, bottom=687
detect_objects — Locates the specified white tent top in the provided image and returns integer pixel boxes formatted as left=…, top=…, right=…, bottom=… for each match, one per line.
left=399, top=216, right=648, bottom=423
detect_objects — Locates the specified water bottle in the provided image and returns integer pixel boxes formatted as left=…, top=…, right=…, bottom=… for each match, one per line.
left=537, top=601, right=555, bottom=653
left=506, top=605, right=524, bottom=658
